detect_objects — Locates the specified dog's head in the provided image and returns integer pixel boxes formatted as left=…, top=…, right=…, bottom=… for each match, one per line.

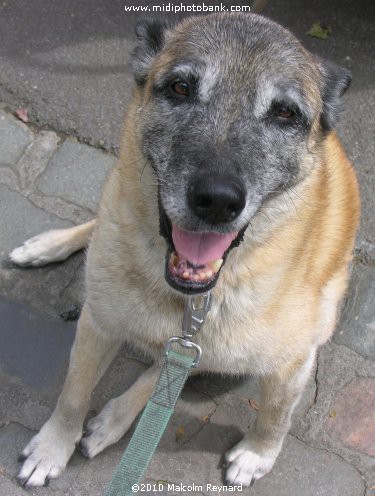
left=131, top=13, right=351, bottom=294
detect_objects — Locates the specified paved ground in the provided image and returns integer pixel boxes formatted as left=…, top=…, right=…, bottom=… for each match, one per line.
left=0, top=1, right=374, bottom=495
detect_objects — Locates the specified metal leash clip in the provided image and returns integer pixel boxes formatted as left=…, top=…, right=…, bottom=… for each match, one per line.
left=165, top=292, right=212, bottom=368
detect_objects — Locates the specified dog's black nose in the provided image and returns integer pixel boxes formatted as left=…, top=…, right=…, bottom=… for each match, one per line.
left=188, top=173, right=246, bottom=224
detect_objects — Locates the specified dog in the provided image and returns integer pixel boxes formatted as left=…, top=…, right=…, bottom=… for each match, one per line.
left=10, top=12, right=360, bottom=488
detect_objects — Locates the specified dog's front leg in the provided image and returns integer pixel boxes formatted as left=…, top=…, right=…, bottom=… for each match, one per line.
left=18, top=305, right=123, bottom=487
left=225, top=349, right=316, bottom=487
left=79, top=363, right=162, bottom=458
left=79, top=364, right=200, bottom=458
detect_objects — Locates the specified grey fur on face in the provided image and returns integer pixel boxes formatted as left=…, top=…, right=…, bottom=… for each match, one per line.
left=133, top=13, right=351, bottom=233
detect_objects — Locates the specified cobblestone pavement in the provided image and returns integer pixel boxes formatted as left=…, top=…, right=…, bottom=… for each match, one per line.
left=0, top=1, right=374, bottom=495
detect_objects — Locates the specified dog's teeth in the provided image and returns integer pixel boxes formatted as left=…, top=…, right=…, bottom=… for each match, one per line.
left=210, top=259, right=223, bottom=273
left=170, top=252, right=219, bottom=283
left=198, top=271, right=213, bottom=281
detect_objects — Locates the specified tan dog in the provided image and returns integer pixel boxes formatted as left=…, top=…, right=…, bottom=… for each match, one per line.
left=11, top=13, right=359, bottom=488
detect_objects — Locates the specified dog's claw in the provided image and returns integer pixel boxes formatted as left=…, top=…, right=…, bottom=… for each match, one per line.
left=17, top=475, right=35, bottom=489
left=16, top=476, right=27, bottom=487
left=77, top=439, right=90, bottom=458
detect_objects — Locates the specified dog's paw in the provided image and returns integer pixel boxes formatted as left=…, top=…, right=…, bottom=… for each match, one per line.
left=10, top=229, right=73, bottom=267
left=224, top=438, right=279, bottom=487
left=17, top=422, right=78, bottom=487
left=79, top=400, right=132, bottom=459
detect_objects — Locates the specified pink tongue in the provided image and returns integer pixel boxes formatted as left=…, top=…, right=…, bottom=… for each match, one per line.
left=172, top=224, right=238, bottom=265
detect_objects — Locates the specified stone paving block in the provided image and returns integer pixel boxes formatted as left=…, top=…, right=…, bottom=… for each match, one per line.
left=0, top=183, right=86, bottom=315
left=0, top=129, right=60, bottom=200
left=0, top=164, right=19, bottom=191
left=303, top=343, right=375, bottom=487
left=355, top=241, right=375, bottom=269
left=56, top=442, right=129, bottom=496
left=0, top=296, right=75, bottom=393
left=27, top=191, right=94, bottom=225
left=0, top=184, right=73, bottom=257
left=0, top=424, right=33, bottom=480
left=334, top=261, right=375, bottom=359
left=17, top=130, right=60, bottom=192
left=253, top=436, right=365, bottom=496
left=305, top=343, right=368, bottom=434
left=0, top=475, right=28, bottom=496
left=156, top=387, right=217, bottom=455
left=0, top=296, right=76, bottom=430
left=0, top=250, right=85, bottom=318
left=0, top=111, right=33, bottom=165
left=350, top=89, right=375, bottom=253
left=325, top=377, right=375, bottom=457
left=0, top=373, right=53, bottom=431
left=36, top=139, right=116, bottom=212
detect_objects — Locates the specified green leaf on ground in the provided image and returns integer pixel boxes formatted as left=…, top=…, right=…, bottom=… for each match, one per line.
left=307, top=22, right=332, bottom=40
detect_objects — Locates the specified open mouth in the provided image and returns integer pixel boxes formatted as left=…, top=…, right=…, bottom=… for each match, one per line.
left=162, top=219, right=246, bottom=294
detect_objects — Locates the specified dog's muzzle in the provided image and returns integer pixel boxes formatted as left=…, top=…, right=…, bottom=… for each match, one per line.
left=159, top=198, right=247, bottom=295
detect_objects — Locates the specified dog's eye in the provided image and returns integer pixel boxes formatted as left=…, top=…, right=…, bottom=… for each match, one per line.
left=171, top=80, right=190, bottom=97
left=274, top=105, right=295, bottom=119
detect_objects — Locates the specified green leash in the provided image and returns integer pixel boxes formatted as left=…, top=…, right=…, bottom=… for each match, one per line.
left=103, top=292, right=212, bottom=496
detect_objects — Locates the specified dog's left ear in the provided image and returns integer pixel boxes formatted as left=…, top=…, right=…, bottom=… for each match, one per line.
left=133, top=18, right=171, bottom=86
left=320, top=59, right=352, bottom=130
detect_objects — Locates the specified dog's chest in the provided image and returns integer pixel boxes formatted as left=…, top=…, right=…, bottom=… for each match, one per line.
left=103, top=290, right=283, bottom=376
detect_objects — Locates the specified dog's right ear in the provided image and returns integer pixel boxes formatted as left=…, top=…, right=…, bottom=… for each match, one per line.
left=133, top=18, right=171, bottom=85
